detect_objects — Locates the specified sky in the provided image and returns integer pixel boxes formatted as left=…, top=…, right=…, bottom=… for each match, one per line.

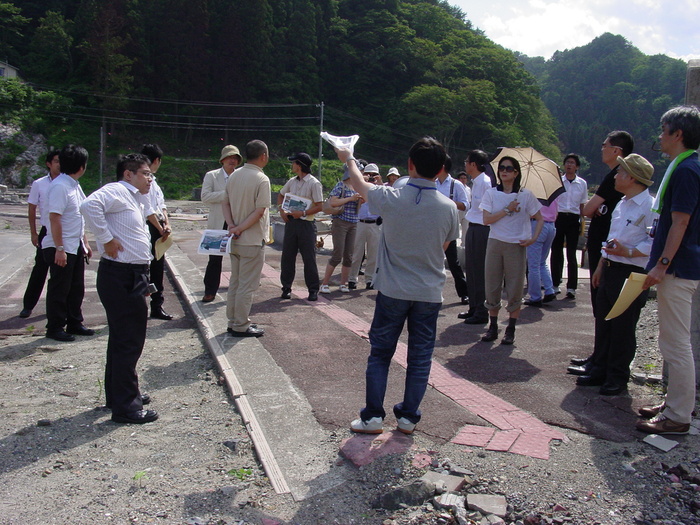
left=450, top=0, right=700, bottom=62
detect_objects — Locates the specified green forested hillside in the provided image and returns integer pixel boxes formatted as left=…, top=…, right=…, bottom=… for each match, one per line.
left=518, top=33, right=687, bottom=184
left=1, top=0, right=559, bottom=168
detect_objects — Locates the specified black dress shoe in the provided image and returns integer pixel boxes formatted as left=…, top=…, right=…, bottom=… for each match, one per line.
left=67, top=324, right=95, bottom=336
left=570, top=356, right=592, bottom=366
left=202, top=294, right=216, bottom=303
left=227, top=326, right=265, bottom=337
left=47, top=330, right=75, bottom=342
left=576, top=375, right=604, bottom=387
left=464, top=316, right=489, bottom=325
left=112, top=409, right=159, bottom=424
left=501, top=329, right=515, bottom=345
left=599, top=384, right=627, bottom=396
left=567, top=364, right=592, bottom=376
left=366, top=282, right=374, bottom=290
left=19, top=308, right=32, bottom=318
left=150, top=307, right=173, bottom=320
left=460, top=296, right=469, bottom=305
left=281, top=288, right=292, bottom=299
left=348, top=282, right=357, bottom=290
left=542, top=293, right=556, bottom=303
left=523, top=299, right=543, bottom=307
left=457, top=311, right=472, bottom=319
left=307, top=291, right=318, bottom=301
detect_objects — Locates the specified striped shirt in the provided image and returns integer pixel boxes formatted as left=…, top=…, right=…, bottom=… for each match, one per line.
left=80, top=181, right=152, bottom=264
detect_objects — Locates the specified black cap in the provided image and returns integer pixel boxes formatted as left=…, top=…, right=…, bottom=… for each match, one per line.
left=287, top=152, right=312, bottom=171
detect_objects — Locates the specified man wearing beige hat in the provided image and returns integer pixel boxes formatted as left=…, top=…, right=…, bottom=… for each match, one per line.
left=574, top=153, right=655, bottom=396
left=200, top=145, right=242, bottom=302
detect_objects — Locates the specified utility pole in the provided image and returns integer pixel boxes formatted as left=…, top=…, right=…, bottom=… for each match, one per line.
left=317, top=102, right=324, bottom=179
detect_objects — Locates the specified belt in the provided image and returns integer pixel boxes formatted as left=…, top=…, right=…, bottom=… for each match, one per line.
left=359, top=219, right=377, bottom=224
left=559, top=212, right=580, bottom=216
left=467, top=222, right=489, bottom=227
left=603, top=259, right=644, bottom=271
left=532, top=219, right=555, bottom=223
left=100, top=258, right=150, bottom=271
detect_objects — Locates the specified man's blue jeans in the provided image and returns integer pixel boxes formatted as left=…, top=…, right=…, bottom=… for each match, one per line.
left=360, top=292, right=441, bottom=424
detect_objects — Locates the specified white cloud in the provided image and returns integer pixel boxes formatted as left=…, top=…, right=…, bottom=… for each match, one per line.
left=452, top=0, right=700, bottom=60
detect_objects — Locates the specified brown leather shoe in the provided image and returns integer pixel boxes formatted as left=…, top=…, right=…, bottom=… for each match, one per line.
left=638, top=403, right=665, bottom=418
left=635, top=414, right=690, bottom=435
left=202, top=294, right=216, bottom=303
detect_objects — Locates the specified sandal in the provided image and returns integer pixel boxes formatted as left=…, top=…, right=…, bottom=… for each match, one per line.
left=339, top=284, right=350, bottom=293
left=319, top=285, right=331, bottom=294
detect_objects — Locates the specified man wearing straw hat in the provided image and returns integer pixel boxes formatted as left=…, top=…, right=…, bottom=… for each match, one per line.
left=200, top=145, right=243, bottom=302
left=575, top=154, right=655, bottom=396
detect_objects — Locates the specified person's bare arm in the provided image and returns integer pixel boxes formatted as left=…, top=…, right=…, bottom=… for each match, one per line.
left=49, top=212, right=67, bottom=267
left=643, top=211, right=691, bottom=290
left=28, top=203, right=39, bottom=246
left=335, top=148, right=373, bottom=201
left=582, top=195, right=604, bottom=218
left=230, top=207, right=266, bottom=238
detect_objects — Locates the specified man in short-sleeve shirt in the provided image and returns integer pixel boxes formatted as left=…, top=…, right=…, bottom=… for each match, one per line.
left=278, top=152, right=323, bottom=301
left=339, top=137, right=459, bottom=436
left=222, top=140, right=271, bottom=337
left=636, top=107, right=700, bottom=435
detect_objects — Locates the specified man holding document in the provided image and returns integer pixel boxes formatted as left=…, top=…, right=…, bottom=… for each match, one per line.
left=576, top=154, right=655, bottom=396
left=278, top=152, right=324, bottom=301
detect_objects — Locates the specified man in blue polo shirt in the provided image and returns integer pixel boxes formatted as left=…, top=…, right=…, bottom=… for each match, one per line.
left=637, top=106, right=700, bottom=435
left=337, top=137, right=459, bottom=435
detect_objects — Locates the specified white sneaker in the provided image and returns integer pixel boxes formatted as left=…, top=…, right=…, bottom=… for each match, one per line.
left=319, top=284, right=331, bottom=294
left=396, top=417, right=416, bottom=435
left=339, top=284, right=350, bottom=293
left=350, top=417, right=383, bottom=434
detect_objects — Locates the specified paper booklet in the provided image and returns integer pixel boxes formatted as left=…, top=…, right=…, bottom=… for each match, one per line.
left=320, top=132, right=359, bottom=154
left=197, top=229, right=231, bottom=256
left=281, top=193, right=312, bottom=213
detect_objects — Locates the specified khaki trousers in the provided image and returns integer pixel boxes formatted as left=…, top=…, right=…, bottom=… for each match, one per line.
left=226, top=244, right=265, bottom=331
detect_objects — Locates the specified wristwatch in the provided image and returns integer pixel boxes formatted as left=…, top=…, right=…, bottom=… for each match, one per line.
left=56, top=246, right=65, bottom=251
left=302, top=210, right=307, bottom=217
left=659, top=257, right=670, bottom=265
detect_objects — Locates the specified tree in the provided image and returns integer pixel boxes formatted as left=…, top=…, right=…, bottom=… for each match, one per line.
left=0, top=1, right=29, bottom=63
left=24, top=11, right=74, bottom=85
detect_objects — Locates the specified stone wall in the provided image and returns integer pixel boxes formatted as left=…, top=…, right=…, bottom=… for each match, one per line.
left=0, top=124, right=48, bottom=188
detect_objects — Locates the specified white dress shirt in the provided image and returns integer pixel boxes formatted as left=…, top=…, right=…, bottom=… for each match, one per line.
left=27, top=174, right=54, bottom=228
left=465, top=173, right=492, bottom=225
left=603, top=189, right=655, bottom=268
left=43, top=173, right=86, bottom=254
left=559, top=175, right=588, bottom=214
left=80, top=181, right=152, bottom=264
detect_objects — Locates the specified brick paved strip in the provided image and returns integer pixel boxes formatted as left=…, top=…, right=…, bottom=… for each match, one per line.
left=485, top=430, right=521, bottom=452
left=259, top=262, right=567, bottom=459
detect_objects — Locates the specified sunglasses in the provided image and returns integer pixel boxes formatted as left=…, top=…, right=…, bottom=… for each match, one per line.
left=498, top=165, right=516, bottom=173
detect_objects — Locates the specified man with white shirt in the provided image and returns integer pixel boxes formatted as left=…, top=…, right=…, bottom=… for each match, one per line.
left=19, top=149, right=60, bottom=318
left=459, top=150, right=493, bottom=324
left=551, top=153, right=587, bottom=299
left=436, top=155, right=470, bottom=304
left=140, top=144, right=173, bottom=320
left=80, top=153, right=158, bottom=424
left=42, top=144, right=93, bottom=342
left=575, top=154, right=655, bottom=396
left=201, top=145, right=242, bottom=302
left=348, top=163, right=382, bottom=291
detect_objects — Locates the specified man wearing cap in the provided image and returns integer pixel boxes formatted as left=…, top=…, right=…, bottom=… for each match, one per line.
left=222, top=140, right=271, bottom=337
left=278, top=152, right=323, bottom=301
left=200, top=145, right=242, bottom=302
left=436, top=155, right=470, bottom=304
left=386, top=167, right=400, bottom=187
left=575, top=154, right=655, bottom=396
left=349, top=163, right=383, bottom=290
left=637, top=106, right=700, bottom=435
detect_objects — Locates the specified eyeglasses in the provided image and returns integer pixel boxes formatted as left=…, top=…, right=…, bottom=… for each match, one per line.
left=133, top=169, right=153, bottom=178
left=601, top=143, right=620, bottom=150
left=498, top=166, right=516, bottom=173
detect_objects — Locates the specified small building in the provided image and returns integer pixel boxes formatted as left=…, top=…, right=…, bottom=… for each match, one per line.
left=0, top=61, right=19, bottom=80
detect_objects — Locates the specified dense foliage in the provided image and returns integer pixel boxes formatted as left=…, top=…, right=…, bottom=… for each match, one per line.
left=518, top=33, right=686, bottom=184
left=1, top=0, right=560, bottom=170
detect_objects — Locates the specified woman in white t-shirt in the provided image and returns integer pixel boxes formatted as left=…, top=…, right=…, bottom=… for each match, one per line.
left=479, top=156, right=543, bottom=345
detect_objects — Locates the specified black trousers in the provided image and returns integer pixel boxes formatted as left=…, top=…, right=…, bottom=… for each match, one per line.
left=148, top=221, right=165, bottom=308
left=551, top=213, right=580, bottom=289
left=22, top=226, right=49, bottom=311
left=464, top=223, right=490, bottom=319
left=589, top=262, right=648, bottom=386
left=97, top=259, right=149, bottom=415
left=444, top=239, right=468, bottom=299
left=203, top=221, right=227, bottom=296
left=280, top=219, right=320, bottom=292
left=43, top=246, right=85, bottom=333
